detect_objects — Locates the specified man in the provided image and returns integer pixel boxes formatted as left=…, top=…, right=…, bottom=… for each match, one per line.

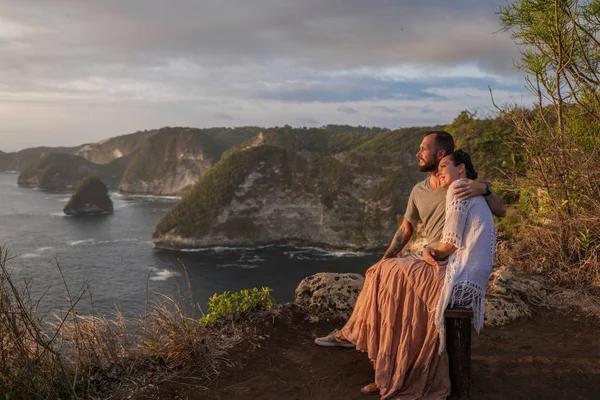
left=314, top=130, right=505, bottom=397
left=382, top=130, right=505, bottom=262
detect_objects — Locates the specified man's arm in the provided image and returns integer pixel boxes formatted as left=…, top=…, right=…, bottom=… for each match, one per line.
left=382, top=218, right=417, bottom=259
left=453, top=180, right=506, bottom=218
left=423, top=243, right=457, bottom=267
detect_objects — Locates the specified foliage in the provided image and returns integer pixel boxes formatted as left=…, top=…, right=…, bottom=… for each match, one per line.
left=445, top=110, right=519, bottom=180
left=351, top=124, right=447, bottom=154
left=17, top=153, right=126, bottom=189
left=497, top=0, right=600, bottom=286
left=63, top=176, right=113, bottom=215
left=240, top=125, right=386, bottom=155
left=198, top=287, right=275, bottom=327
left=0, top=247, right=231, bottom=399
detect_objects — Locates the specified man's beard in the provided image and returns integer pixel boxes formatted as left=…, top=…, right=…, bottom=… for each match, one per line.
left=418, top=158, right=437, bottom=172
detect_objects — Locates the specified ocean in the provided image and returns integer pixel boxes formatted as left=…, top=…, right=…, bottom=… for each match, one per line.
left=0, top=172, right=379, bottom=318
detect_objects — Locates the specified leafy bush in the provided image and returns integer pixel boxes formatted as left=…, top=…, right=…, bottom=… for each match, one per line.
left=198, top=287, right=275, bottom=327
left=495, top=0, right=600, bottom=287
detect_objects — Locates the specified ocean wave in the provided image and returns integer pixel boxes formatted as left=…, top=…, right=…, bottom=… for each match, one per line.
left=67, top=239, right=96, bottom=246
left=114, top=203, right=133, bottom=209
left=284, top=247, right=366, bottom=259
left=217, top=263, right=259, bottom=269
left=36, top=246, right=55, bottom=252
left=20, top=253, right=41, bottom=259
left=149, top=269, right=180, bottom=281
left=240, top=255, right=264, bottom=263
left=50, top=212, right=67, bottom=217
left=115, top=193, right=181, bottom=201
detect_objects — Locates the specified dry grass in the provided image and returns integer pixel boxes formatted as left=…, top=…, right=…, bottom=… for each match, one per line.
left=0, top=246, right=236, bottom=399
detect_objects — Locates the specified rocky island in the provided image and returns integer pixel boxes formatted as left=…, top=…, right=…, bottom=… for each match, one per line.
left=63, top=176, right=113, bottom=216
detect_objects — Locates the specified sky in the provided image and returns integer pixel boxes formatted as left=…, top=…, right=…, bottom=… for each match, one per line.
left=0, top=0, right=532, bottom=152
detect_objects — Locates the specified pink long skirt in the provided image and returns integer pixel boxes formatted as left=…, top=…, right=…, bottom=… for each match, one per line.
left=341, top=257, right=450, bottom=399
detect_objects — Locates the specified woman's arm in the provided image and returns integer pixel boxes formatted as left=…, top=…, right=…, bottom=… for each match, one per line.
left=424, top=179, right=471, bottom=266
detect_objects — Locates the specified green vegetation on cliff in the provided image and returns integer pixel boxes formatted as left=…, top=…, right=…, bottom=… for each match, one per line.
left=120, top=127, right=262, bottom=188
left=18, top=153, right=127, bottom=189
left=445, top=111, right=516, bottom=180
left=154, top=145, right=355, bottom=238
left=121, top=127, right=225, bottom=184
left=351, top=124, right=447, bottom=154
left=63, top=176, right=113, bottom=216
left=241, top=125, right=387, bottom=155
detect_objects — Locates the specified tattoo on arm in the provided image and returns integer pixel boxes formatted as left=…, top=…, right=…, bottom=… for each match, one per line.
left=384, top=219, right=414, bottom=259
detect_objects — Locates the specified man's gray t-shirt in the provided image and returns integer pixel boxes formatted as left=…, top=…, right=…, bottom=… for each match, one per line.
left=404, top=178, right=447, bottom=248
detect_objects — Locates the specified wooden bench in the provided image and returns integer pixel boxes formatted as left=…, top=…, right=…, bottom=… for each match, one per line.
left=444, top=307, right=473, bottom=399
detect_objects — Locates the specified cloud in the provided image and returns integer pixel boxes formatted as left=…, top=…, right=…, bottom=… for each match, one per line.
left=296, top=117, right=319, bottom=126
left=212, top=112, right=234, bottom=120
left=0, top=0, right=531, bottom=151
left=337, top=106, right=359, bottom=114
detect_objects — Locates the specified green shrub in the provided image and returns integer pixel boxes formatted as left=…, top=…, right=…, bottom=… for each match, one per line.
left=198, top=287, right=275, bottom=327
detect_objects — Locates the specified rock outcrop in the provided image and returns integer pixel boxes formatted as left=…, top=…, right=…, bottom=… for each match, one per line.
left=119, top=127, right=261, bottom=196
left=63, top=176, right=113, bottom=216
left=153, top=145, right=424, bottom=250
left=295, top=272, right=365, bottom=322
left=75, top=130, right=157, bottom=164
left=295, top=269, right=556, bottom=326
left=17, top=153, right=126, bottom=190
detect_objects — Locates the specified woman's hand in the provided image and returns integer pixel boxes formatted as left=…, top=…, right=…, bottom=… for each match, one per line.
left=423, top=246, right=438, bottom=266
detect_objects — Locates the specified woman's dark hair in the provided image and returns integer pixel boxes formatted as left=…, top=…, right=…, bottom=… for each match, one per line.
left=447, top=149, right=478, bottom=180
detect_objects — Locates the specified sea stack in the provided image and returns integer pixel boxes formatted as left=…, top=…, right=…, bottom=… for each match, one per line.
left=63, top=176, right=113, bottom=216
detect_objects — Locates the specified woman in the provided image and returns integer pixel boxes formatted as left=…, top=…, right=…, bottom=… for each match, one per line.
left=428, top=150, right=496, bottom=353
left=337, top=150, right=496, bottom=399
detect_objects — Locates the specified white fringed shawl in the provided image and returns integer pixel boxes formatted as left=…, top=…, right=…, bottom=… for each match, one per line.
left=434, top=179, right=496, bottom=353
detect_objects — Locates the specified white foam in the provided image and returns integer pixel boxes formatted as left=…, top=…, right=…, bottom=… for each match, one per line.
left=36, top=246, right=55, bottom=252
left=217, top=263, right=258, bottom=269
left=149, top=269, right=180, bottom=281
left=20, top=253, right=41, bottom=259
left=68, top=239, right=96, bottom=246
left=119, top=194, right=181, bottom=201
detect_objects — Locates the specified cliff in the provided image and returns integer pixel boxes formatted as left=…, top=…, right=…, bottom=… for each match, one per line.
left=0, top=130, right=153, bottom=172
left=74, top=130, right=157, bottom=164
left=153, top=145, right=424, bottom=250
left=119, top=127, right=261, bottom=196
left=17, top=153, right=126, bottom=190
left=63, top=176, right=113, bottom=216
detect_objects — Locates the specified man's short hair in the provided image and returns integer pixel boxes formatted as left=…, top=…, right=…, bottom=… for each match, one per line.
left=423, top=130, right=454, bottom=155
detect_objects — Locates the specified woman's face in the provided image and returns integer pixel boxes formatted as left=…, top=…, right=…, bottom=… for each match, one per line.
left=437, top=155, right=464, bottom=188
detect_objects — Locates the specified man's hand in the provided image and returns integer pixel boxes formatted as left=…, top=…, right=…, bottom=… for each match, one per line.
left=452, top=179, right=486, bottom=200
left=423, top=246, right=438, bottom=266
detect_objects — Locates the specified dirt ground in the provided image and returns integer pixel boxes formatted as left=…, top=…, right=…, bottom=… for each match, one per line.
left=136, top=305, right=600, bottom=400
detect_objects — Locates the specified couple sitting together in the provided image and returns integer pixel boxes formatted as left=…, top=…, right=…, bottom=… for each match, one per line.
left=315, top=131, right=505, bottom=399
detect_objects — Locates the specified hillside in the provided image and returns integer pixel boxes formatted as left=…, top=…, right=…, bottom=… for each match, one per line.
left=153, top=145, right=424, bottom=250
left=230, top=125, right=387, bottom=156
left=120, top=127, right=261, bottom=195
left=0, top=130, right=154, bottom=172
left=74, top=130, right=158, bottom=164
left=352, top=124, right=447, bottom=154
left=17, top=153, right=127, bottom=190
